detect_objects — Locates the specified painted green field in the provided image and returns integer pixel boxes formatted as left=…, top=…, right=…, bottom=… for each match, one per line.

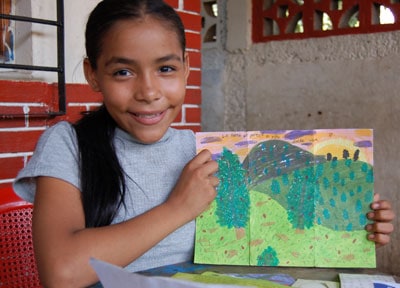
left=195, top=189, right=375, bottom=268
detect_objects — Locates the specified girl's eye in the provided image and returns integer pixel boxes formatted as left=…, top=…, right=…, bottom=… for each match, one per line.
left=113, top=69, right=132, bottom=77
left=159, top=66, right=175, bottom=73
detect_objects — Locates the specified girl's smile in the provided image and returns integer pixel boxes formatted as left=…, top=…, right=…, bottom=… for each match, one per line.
left=130, top=110, right=167, bottom=125
left=84, top=17, right=190, bottom=144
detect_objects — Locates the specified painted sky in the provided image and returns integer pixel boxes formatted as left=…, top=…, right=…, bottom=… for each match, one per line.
left=196, top=129, right=373, bottom=165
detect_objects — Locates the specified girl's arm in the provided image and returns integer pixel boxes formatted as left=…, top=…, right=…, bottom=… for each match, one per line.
left=366, top=193, right=395, bottom=247
left=33, top=149, right=218, bottom=288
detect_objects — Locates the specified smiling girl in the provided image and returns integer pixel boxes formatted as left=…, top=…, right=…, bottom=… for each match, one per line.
left=13, top=0, right=394, bottom=287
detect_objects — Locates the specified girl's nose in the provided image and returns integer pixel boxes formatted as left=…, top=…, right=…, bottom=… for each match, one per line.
left=135, top=73, right=160, bottom=103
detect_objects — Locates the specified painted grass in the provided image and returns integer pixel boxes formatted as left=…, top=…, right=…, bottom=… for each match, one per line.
left=195, top=190, right=375, bottom=268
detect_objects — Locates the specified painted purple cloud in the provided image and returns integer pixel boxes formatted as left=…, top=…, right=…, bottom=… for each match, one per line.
left=284, top=130, right=315, bottom=140
left=259, top=130, right=287, bottom=135
left=235, top=140, right=257, bottom=147
left=354, top=140, right=372, bottom=148
left=200, top=136, right=222, bottom=144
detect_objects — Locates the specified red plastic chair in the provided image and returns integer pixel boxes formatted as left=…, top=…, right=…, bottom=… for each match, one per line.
left=0, top=185, right=42, bottom=287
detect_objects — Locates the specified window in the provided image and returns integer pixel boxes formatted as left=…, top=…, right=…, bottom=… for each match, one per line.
left=0, top=0, right=65, bottom=117
left=202, top=0, right=218, bottom=45
left=253, top=0, right=400, bottom=42
left=0, top=0, right=14, bottom=63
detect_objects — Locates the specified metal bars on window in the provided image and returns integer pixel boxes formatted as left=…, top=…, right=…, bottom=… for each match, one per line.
left=0, top=0, right=65, bottom=117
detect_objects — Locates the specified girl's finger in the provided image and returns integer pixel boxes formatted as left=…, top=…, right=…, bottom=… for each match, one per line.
left=209, top=175, right=220, bottom=187
left=371, top=199, right=392, bottom=211
left=366, top=222, right=394, bottom=234
left=368, top=233, right=391, bottom=246
left=367, top=209, right=395, bottom=222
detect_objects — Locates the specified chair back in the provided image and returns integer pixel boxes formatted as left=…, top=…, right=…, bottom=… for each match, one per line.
left=0, top=185, right=42, bottom=287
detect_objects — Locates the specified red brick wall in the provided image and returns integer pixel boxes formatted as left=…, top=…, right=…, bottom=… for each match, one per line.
left=0, top=1, right=202, bottom=186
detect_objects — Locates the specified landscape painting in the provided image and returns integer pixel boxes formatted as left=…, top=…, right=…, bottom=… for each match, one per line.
left=194, top=129, right=376, bottom=268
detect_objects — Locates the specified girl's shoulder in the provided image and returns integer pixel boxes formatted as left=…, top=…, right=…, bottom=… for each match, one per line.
left=36, top=121, right=77, bottom=151
left=169, top=127, right=195, bottom=144
left=169, top=127, right=195, bottom=138
left=45, top=120, right=74, bottom=134
left=168, top=128, right=196, bottom=157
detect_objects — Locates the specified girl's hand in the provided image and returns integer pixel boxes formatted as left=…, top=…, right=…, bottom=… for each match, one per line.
left=366, top=193, right=395, bottom=247
left=166, top=149, right=219, bottom=221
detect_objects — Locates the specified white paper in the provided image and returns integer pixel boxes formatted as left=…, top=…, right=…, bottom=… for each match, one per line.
left=89, top=258, right=254, bottom=288
left=339, top=273, right=396, bottom=288
left=292, top=278, right=339, bottom=288
left=373, top=282, right=400, bottom=288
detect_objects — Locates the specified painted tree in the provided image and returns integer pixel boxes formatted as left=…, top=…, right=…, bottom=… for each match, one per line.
left=257, top=246, right=279, bottom=266
left=286, top=167, right=315, bottom=229
left=215, top=147, right=250, bottom=229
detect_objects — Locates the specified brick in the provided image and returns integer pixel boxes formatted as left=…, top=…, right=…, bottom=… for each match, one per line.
left=173, top=110, right=183, bottom=124
left=0, top=157, right=24, bottom=180
left=184, top=88, right=201, bottom=105
left=187, top=51, right=201, bottom=69
left=0, top=105, right=54, bottom=115
left=185, top=106, right=201, bottom=123
left=172, top=125, right=201, bottom=133
left=66, top=84, right=103, bottom=103
left=0, top=115, right=52, bottom=129
left=179, top=12, right=202, bottom=32
left=0, top=106, right=28, bottom=115
left=0, top=117, right=26, bottom=129
left=187, top=69, right=201, bottom=87
left=0, top=183, right=11, bottom=189
left=0, top=130, right=44, bottom=153
left=184, top=0, right=201, bottom=13
left=26, top=118, right=53, bottom=128
left=0, top=80, right=54, bottom=103
left=185, top=32, right=202, bottom=50
left=164, top=0, right=178, bottom=8
left=0, top=117, right=51, bottom=130
left=64, top=105, right=95, bottom=124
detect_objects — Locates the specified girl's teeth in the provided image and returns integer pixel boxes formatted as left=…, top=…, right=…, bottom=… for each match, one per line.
left=136, top=113, right=161, bottom=118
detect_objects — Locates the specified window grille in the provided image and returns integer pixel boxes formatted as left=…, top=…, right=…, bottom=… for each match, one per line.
left=202, top=0, right=218, bottom=45
left=253, top=0, right=400, bottom=43
left=0, top=0, right=65, bottom=118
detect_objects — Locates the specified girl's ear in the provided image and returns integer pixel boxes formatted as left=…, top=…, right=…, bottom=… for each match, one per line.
left=83, top=58, right=100, bottom=92
left=184, top=52, right=190, bottom=83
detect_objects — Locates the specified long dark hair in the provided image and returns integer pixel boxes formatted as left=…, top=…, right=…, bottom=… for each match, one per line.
left=74, top=0, right=186, bottom=228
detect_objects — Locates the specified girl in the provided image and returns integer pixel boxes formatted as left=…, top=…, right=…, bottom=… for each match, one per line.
left=13, top=0, right=394, bottom=287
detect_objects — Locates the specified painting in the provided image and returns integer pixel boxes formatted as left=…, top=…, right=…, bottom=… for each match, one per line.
left=194, top=129, right=376, bottom=268
left=0, top=0, right=15, bottom=63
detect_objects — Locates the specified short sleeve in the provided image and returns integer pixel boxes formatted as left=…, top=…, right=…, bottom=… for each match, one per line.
left=13, top=121, right=81, bottom=203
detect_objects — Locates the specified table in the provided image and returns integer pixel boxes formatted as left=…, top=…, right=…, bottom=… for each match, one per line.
left=140, top=261, right=400, bottom=283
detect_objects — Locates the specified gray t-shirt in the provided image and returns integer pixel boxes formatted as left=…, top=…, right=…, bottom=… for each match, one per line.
left=13, top=121, right=197, bottom=272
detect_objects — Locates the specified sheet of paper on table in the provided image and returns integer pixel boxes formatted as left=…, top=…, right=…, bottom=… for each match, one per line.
left=89, top=258, right=254, bottom=288
left=339, top=273, right=397, bottom=288
left=291, top=278, right=340, bottom=288
left=372, top=282, right=400, bottom=288
left=172, top=271, right=288, bottom=288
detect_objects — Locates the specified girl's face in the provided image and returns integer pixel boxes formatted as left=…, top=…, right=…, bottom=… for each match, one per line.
left=84, top=17, right=189, bottom=144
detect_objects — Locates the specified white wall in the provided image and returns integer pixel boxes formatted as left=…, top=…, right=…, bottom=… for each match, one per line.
left=1, top=0, right=100, bottom=83
left=62, top=0, right=100, bottom=83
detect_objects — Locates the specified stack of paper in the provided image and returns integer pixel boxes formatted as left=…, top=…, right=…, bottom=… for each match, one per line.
left=339, top=273, right=399, bottom=288
left=90, top=258, right=253, bottom=288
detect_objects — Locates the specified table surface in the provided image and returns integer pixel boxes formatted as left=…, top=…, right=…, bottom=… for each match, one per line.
left=140, top=261, right=400, bottom=283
